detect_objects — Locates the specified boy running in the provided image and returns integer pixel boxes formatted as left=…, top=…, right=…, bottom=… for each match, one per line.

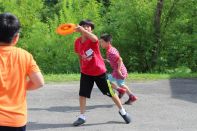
left=100, top=33, right=137, bottom=105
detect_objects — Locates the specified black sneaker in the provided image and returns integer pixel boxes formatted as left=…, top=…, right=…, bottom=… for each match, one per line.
left=119, top=111, right=131, bottom=124
left=73, top=118, right=86, bottom=126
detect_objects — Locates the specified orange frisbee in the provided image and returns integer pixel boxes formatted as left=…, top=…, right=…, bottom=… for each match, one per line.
left=56, top=23, right=76, bottom=36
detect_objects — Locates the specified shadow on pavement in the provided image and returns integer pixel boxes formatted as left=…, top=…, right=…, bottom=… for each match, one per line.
left=170, top=79, right=197, bottom=103
left=27, top=122, right=72, bottom=130
left=84, top=121, right=124, bottom=126
left=29, top=104, right=113, bottom=113
left=27, top=121, right=124, bottom=130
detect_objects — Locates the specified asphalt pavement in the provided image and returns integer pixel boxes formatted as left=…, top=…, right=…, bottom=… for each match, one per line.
left=26, top=78, right=197, bottom=131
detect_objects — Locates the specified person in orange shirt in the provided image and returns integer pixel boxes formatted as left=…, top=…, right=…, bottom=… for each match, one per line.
left=0, top=13, right=44, bottom=131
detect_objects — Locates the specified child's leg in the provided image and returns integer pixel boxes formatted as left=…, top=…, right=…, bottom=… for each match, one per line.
left=111, top=93, right=131, bottom=124
left=110, top=82, right=119, bottom=90
left=95, top=73, right=131, bottom=124
left=79, top=96, right=86, bottom=115
left=120, top=85, right=138, bottom=105
left=108, top=74, right=126, bottom=98
left=111, top=93, right=123, bottom=109
left=107, top=74, right=118, bottom=89
left=73, top=73, right=94, bottom=126
left=111, top=81, right=126, bottom=96
left=78, top=73, right=94, bottom=115
left=121, top=84, right=134, bottom=96
left=95, top=74, right=123, bottom=108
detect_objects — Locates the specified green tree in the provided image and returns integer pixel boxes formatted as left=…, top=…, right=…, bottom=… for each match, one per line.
left=158, top=0, right=197, bottom=72
left=102, top=0, right=156, bottom=72
left=0, top=0, right=196, bottom=73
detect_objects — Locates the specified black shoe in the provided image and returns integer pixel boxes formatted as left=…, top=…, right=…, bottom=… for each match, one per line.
left=73, top=118, right=86, bottom=126
left=119, top=111, right=131, bottom=124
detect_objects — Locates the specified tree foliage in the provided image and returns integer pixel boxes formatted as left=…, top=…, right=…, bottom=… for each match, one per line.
left=0, top=0, right=196, bottom=73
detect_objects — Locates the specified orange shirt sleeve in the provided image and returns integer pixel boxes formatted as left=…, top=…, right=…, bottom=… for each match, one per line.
left=26, top=54, right=41, bottom=75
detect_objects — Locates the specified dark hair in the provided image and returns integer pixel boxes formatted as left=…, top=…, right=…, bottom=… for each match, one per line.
left=79, top=19, right=94, bottom=30
left=100, top=33, right=112, bottom=43
left=0, top=13, right=20, bottom=43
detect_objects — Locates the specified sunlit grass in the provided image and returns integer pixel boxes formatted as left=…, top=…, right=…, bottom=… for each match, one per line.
left=44, top=73, right=80, bottom=83
left=44, top=73, right=197, bottom=83
left=127, top=73, right=197, bottom=80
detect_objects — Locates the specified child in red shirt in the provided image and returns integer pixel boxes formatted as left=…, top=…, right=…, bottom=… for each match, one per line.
left=73, top=20, right=131, bottom=126
left=100, top=33, right=137, bottom=105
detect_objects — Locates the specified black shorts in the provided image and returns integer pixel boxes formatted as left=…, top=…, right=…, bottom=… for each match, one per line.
left=79, top=73, right=115, bottom=98
left=0, top=125, right=26, bottom=131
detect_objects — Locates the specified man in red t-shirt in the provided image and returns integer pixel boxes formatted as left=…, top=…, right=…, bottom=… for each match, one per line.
left=73, top=19, right=131, bottom=126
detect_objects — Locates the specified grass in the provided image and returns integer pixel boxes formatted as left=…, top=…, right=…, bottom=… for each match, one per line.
left=127, top=73, right=197, bottom=80
left=44, top=73, right=80, bottom=83
left=44, top=73, right=197, bottom=83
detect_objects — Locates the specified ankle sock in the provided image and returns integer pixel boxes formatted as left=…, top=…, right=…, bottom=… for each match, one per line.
left=119, top=108, right=126, bottom=115
left=79, top=114, right=86, bottom=120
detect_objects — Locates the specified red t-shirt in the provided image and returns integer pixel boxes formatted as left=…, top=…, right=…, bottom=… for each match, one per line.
left=74, top=37, right=106, bottom=76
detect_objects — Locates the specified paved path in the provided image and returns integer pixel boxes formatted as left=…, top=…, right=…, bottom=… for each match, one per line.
left=27, top=79, right=197, bottom=131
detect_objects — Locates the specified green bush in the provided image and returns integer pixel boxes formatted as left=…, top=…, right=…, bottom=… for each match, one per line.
left=0, top=0, right=196, bottom=73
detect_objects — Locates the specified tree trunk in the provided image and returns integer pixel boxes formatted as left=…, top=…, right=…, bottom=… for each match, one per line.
left=151, top=0, right=164, bottom=70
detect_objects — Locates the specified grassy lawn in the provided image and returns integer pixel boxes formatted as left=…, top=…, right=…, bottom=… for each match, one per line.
left=44, top=73, right=197, bottom=83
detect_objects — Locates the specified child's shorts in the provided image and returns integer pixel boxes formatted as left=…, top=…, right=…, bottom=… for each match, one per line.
left=0, top=125, right=26, bottom=131
left=79, top=72, right=115, bottom=98
left=107, top=74, right=125, bottom=87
